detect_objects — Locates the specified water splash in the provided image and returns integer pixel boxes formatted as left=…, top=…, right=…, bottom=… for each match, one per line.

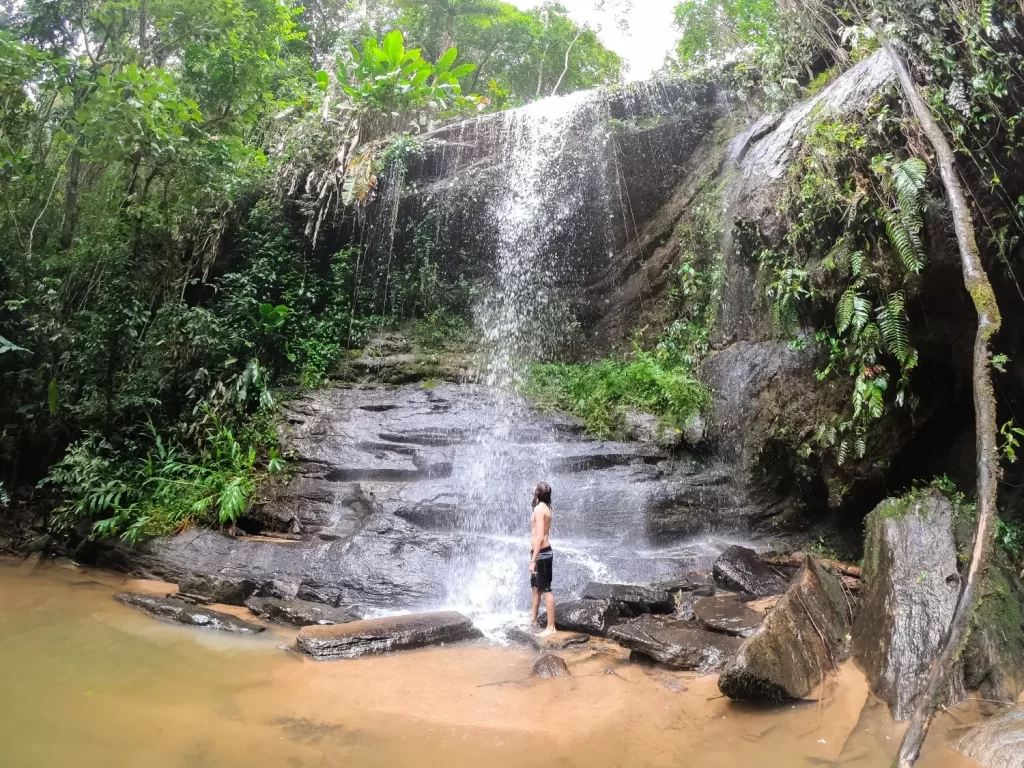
left=444, top=90, right=613, bottom=618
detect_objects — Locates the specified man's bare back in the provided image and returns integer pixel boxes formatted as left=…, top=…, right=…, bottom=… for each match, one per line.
left=529, top=482, right=555, bottom=634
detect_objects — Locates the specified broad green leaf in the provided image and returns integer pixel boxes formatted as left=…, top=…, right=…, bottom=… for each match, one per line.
left=382, top=30, right=404, bottom=67
left=0, top=334, right=27, bottom=354
left=315, top=70, right=329, bottom=92
left=450, top=63, right=477, bottom=79
left=435, top=47, right=458, bottom=76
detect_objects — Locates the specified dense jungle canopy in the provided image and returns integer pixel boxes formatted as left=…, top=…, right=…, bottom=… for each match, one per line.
left=2, top=0, right=1024, bottom=573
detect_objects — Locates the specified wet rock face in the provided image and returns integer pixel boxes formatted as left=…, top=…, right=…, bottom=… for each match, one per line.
left=90, top=384, right=757, bottom=618
left=244, top=597, right=359, bottom=628
left=114, top=593, right=266, bottom=634
left=178, top=573, right=258, bottom=606
left=505, top=626, right=589, bottom=651
left=295, top=611, right=481, bottom=660
left=582, top=583, right=675, bottom=616
left=532, top=654, right=571, bottom=679
left=712, top=545, right=789, bottom=596
left=609, top=614, right=742, bottom=671
left=546, top=598, right=624, bottom=637
left=852, top=490, right=965, bottom=720
left=954, top=706, right=1024, bottom=768
left=718, top=557, right=849, bottom=702
left=693, top=595, right=763, bottom=638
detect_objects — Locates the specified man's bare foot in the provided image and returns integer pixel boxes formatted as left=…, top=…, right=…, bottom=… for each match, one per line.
left=539, top=627, right=556, bottom=637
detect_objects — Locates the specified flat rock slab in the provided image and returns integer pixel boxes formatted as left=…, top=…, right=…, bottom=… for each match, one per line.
left=296, top=611, right=482, bottom=660
left=115, top=592, right=266, bottom=634
left=718, top=557, right=850, bottom=702
left=852, top=490, right=964, bottom=720
left=609, top=614, right=742, bottom=671
left=583, top=582, right=675, bottom=615
left=505, top=626, right=590, bottom=650
left=245, top=596, right=359, bottom=627
left=713, top=545, right=789, bottom=597
left=532, top=654, right=571, bottom=679
left=955, top=706, right=1024, bottom=768
left=694, top=595, right=763, bottom=638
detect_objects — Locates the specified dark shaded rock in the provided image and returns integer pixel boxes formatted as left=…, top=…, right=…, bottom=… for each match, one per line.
left=532, top=654, right=571, bottom=679
left=718, top=557, right=849, bottom=702
left=244, top=596, right=359, bottom=627
left=852, top=490, right=964, bottom=720
left=114, top=592, right=266, bottom=634
left=178, top=573, right=258, bottom=606
left=505, top=626, right=589, bottom=651
left=582, top=582, right=675, bottom=615
left=609, top=614, right=742, bottom=671
left=260, top=579, right=300, bottom=600
left=295, top=611, right=481, bottom=660
left=712, top=545, right=789, bottom=596
left=954, top=706, right=1024, bottom=768
left=693, top=595, right=763, bottom=638
left=25, top=533, right=52, bottom=553
left=962, top=546, right=1024, bottom=704
left=545, top=598, right=624, bottom=637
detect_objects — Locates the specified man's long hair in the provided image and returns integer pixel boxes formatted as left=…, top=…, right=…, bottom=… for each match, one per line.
left=533, top=481, right=552, bottom=507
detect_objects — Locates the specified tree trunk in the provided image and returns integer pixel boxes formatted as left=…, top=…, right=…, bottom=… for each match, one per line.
left=551, top=29, right=584, bottom=97
left=873, top=23, right=1004, bottom=768
left=59, top=146, right=82, bottom=250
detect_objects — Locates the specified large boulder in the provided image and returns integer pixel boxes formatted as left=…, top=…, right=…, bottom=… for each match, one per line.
left=962, top=546, right=1024, bottom=703
left=244, top=596, right=359, bottom=628
left=544, top=598, right=624, bottom=637
left=295, top=611, right=481, bottom=660
left=852, top=490, right=965, bottom=720
left=114, top=592, right=266, bottom=634
left=609, top=614, right=743, bottom=671
left=504, top=626, right=589, bottom=651
left=177, top=573, right=258, bottom=606
left=954, top=706, right=1024, bottom=768
left=718, top=556, right=849, bottom=702
left=712, top=545, right=789, bottom=596
left=582, top=582, right=675, bottom=615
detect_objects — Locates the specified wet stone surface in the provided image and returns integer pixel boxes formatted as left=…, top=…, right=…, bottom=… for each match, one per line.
left=693, top=595, right=763, bottom=638
left=609, top=614, right=742, bottom=671
left=712, top=545, right=789, bottom=597
left=296, top=611, right=482, bottom=660
left=531, top=654, right=571, bottom=679
left=504, top=626, right=590, bottom=650
left=955, top=706, right=1024, bottom=768
left=114, top=592, right=266, bottom=634
left=245, top=596, right=359, bottom=628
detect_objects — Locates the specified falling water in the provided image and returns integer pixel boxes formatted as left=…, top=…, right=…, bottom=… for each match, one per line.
left=443, top=90, right=617, bottom=623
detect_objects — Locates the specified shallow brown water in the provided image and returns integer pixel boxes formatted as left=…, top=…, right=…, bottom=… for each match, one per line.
left=0, top=558, right=983, bottom=768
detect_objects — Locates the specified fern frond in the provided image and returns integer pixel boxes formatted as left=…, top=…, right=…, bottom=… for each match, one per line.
left=836, top=288, right=856, bottom=334
left=855, top=437, right=867, bottom=458
left=980, top=0, right=995, bottom=33
left=861, top=323, right=881, bottom=347
left=850, top=250, right=865, bottom=277
left=837, top=440, right=849, bottom=466
left=851, top=295, right=871, bottom=335
left=884, top=210, right=924, bottom=273
left=893, top=158, right=927, bottom=211
left=879, top=291, right=911, bottom=362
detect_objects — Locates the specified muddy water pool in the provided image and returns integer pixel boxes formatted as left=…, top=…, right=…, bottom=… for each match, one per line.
left=0, top=558, right=984, bottom=767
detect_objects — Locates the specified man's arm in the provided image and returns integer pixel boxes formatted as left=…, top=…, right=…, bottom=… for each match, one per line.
left=529, top=508, right=543, bottom=573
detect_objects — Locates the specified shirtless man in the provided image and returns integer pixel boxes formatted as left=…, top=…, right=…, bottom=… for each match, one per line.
left=528, top=481, right=556, bottom=635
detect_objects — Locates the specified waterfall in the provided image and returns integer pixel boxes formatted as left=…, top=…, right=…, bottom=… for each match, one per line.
left=442, top=90, right=615, bottom=624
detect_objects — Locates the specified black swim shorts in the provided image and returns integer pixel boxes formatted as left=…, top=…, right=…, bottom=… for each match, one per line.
left=531, top=547, right=553, bottom=593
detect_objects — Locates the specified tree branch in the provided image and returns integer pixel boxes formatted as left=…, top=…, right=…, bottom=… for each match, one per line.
left=551, top=28, right=584, bottom=98
left=872, top=21, right=1004, bottom=768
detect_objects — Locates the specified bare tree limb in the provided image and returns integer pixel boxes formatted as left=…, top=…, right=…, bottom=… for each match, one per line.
left=551, top=28, right=584, bottom=97
left=872, top=21, right=1004, bottom=768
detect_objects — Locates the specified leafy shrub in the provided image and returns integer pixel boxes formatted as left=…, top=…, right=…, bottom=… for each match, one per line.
left=47, top=413, right=286, bottom=544
left=527, top=352, right=710, bottom=439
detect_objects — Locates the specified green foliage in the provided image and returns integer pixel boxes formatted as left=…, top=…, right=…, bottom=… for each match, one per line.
left=672, top=0, right=779, bottom=67
left=46, top=415, right=286, bottom=544
left=526, top=350, right=711, bottom=440
left=999, top=420, right=1024, bottom=464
